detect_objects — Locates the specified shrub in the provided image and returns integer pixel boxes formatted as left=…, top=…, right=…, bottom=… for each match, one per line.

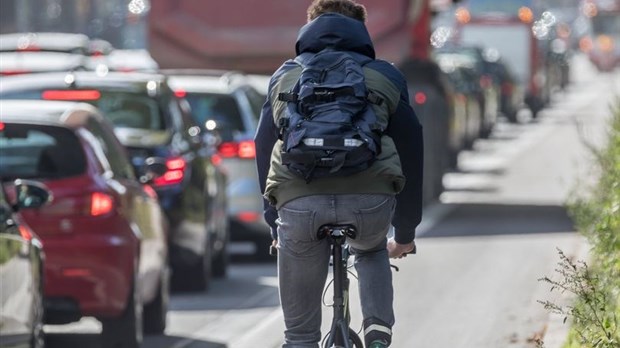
left=539, top=101, right=620, bottom=348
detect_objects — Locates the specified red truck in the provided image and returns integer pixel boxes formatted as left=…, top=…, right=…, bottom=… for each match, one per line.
left=148, top=0, right=459, bottom=205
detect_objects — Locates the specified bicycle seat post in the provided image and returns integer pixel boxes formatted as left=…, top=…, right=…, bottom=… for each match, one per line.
left=318, top=224, right=357, bottom=348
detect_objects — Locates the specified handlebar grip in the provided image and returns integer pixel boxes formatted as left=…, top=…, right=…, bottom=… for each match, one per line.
left=269, top=244, right=278, bottom=256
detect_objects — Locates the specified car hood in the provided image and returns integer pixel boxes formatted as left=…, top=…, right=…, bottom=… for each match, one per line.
left=114, top=128, right=172, bottom=147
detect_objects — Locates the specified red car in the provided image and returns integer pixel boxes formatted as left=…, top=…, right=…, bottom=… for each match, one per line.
left=0, top=100, right=171, bottom=347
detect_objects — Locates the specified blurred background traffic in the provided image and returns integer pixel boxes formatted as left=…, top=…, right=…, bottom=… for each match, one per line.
left=0, top=0, right=618, bottom=347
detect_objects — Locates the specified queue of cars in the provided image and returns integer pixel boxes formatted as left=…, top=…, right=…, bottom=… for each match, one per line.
left=0, top=33, right=240, bottom=347
left=0, top=19, right=578, bottom=345
left=0, top=100, right=178, bottom=347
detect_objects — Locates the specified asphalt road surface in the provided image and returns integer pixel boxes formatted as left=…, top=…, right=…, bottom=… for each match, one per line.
left=44, top=54, right=620, bottom=348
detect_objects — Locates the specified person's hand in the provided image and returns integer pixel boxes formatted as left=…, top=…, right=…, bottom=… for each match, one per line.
left=269, top=239, right=278, bottom=256
left=387, top=238, right=415, bottom=259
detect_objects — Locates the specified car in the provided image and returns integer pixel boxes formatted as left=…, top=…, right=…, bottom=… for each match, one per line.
left=164, top=69, right=271, bottom=256
left=433, top=44, right=500, bottom=134
left=87, top=49, right=160, bottom=73
left=0, top=32, right=91, bottom=55
left=0, top=179, right=49, bottom=348
left=0, top=51, right=87, bottom=76
left=0, top=71, right=230, bottom=290
left=399, top=59, right=453, bottom=204
left=0, top=32, right=91, bottom=77
left=0, top=100, right=171, bottom=347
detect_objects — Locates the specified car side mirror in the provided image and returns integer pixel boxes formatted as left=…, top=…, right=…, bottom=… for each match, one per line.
left=139, top=157, right=168, bottom=184
left=14, top=179, right=53, bottom=209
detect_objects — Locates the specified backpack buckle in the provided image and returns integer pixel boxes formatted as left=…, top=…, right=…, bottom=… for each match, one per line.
left=367, top=91, right=384, bottom=106
left=277, top=117, right=290, bottom=129
left=278, top=92, right=298, bottom=102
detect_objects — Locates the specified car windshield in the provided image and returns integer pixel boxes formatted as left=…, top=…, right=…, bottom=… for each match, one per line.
left=1, top=90, right=166, bottom=130
left=184, top=92, right=246, bottom=138
left=0, top=123, right=86, bottom=180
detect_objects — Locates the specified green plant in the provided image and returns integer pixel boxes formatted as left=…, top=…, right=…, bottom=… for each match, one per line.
left=539, top=249, right=619, bottom=348
left=538, top=101, right=620, bottom=348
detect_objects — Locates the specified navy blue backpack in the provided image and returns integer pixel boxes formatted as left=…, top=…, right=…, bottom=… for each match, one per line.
left=277, top=49, right=385, bottom=182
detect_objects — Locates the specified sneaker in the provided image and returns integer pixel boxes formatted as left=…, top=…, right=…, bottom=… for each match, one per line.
left=367, top=339, right=389, bottom=348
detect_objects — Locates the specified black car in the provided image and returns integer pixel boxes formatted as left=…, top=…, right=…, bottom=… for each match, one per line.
left=433, top=44, right=501, bottom=135
left=0, top=179, right=49, bottom=348
left=0, top=72, right=230, bottom=291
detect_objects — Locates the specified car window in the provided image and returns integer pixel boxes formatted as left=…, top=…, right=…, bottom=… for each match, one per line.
left=0, top=123, right=86, bottom=180
left=184, top=92, right=245, bottom=136
left=93, top=92, right=165, bottom=130
left=168, top=97, right=188, bottom=133
left=0, top=90, right=166, bottom=131
left=85, top=119, right=135, bottom=179
left=244, top=86, right=266, bottom=118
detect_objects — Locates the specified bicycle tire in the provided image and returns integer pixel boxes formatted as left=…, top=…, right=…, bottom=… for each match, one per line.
left=348, top=328, right=363, bottom=348
left=323, top=328, right=364, bottom=348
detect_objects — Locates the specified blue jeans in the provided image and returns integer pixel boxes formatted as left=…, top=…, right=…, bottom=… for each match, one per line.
left=276, top=194, right=396, bottom=348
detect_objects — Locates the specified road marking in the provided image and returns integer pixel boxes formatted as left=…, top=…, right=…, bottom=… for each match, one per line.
left=229, top=308, right=284, bottom=348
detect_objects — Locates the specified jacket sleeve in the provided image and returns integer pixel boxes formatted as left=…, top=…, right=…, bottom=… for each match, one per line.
left=385, top=83, right=424, bottom=244
left=254, top=81, right=280, bottom=239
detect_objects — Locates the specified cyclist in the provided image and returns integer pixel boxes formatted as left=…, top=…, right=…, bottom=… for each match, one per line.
left=254, top=1, right=423, bottom=347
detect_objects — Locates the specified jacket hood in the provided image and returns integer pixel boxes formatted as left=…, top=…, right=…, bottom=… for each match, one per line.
left=295, top=13, right=375, bottom=59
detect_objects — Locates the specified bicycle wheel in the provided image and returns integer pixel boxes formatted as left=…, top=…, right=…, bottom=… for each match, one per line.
left=348, top=328, right=363, bottom=348
left=323, top=328, right=363, bottom=348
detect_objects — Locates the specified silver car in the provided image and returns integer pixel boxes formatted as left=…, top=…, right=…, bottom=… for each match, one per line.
left=166, top=70, right=272, bottom=255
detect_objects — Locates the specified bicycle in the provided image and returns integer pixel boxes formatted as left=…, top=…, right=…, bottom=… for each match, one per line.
left=317, top=223, right=364, bottom=348
left=269, top=223, right=410, bottom=347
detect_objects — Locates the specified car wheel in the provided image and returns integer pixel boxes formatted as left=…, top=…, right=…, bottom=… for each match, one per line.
left=212, top=236, right=229, bottom=278
left=143, top=266, right=170, bottom=334
left=101, top=282, right=143, bottom=348
left=185, top=249, right=212, bottom=291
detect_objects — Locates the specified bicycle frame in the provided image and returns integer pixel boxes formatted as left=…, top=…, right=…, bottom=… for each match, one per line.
left=321, top=225, right=363, bottom=348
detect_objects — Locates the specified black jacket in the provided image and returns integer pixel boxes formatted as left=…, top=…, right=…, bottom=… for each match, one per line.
left=254, top=13, right=424, bottom=244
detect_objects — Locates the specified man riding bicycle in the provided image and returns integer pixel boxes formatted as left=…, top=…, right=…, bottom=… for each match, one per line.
left=255, top=1, right=423, bottom=347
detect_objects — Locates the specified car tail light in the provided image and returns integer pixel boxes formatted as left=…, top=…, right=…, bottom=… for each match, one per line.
left=218, top=140, right=256, bottom=159
left=174, top=89, right=187, bottom=98
left=237, top=211, right=260, bottom=223
left=142, top=184, right=158, bottom=199
left=90, top=192, right=115, bottom=216
left=18, top=224, right=35, bottom=241
left=153, top=157, right=186, bottom=186
left=42, top=90, right=101, bottom=101
left=414, top=92, right=427, bottom=105
left=0, top=122, right=4, bottom=131
left=17, top=46, right=41, bottom=52
left=1, top=70, right=29, bottom=76
left=211, top=154, right=222, bottom=166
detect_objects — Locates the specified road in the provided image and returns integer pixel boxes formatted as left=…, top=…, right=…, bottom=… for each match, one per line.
left=44, top=54, right=620, bottom=348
